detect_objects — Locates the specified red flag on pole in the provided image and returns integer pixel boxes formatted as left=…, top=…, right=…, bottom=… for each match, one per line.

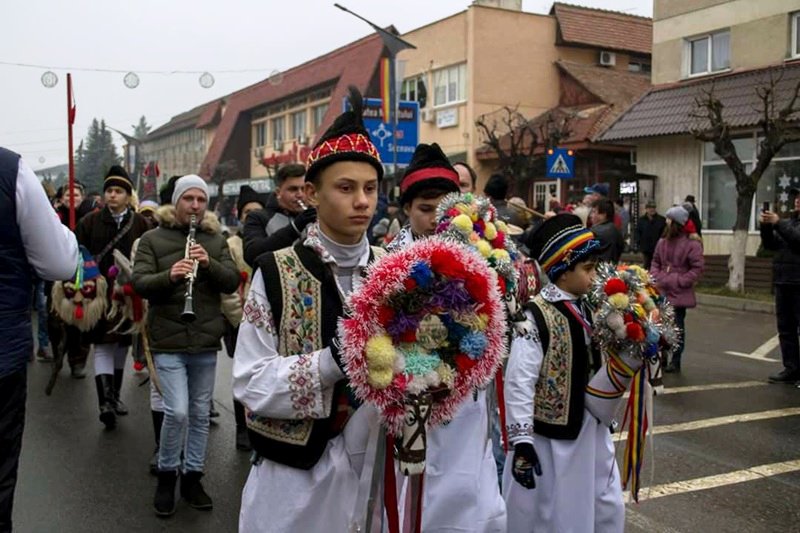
left=67, top=73, right=77, bottom=230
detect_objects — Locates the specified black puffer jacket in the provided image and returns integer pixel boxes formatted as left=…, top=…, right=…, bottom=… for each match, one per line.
left=132, top=207, right=240, bottom=353
left=761, top=212, right=800, bottom=285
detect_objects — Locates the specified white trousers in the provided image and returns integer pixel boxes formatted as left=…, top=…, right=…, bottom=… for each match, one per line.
left=502, top=410, right=624, bottom=533
left=239, top=405, right=378, bottom=533
left=93, top=342, right=128, bottom=376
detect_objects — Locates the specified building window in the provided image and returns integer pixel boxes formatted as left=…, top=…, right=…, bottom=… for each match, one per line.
left=254, top=123, right=266, bottom=147
left=628, top=57, right=651, bottom=73
left=312, top=104, right=329, bottom=132
left=401, top=76, right=423, bottom=101
left=792, top=12, right=800, bottom=58
left=701, top=133, right=800, bottom=231
left=433, top=63, right=466, bottom=107
left=272, top=116, right=285, bottom=145
left=688, top=31, right=730, bottom=76
left=292, top=111, right=307, bottom=140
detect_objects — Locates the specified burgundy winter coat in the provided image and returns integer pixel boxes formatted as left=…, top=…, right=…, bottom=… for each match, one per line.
left=649, top=234, right=704, bottom=308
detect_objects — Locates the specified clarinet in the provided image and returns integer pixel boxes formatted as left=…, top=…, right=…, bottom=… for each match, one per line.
left=181, top=214, right=198, bottom=322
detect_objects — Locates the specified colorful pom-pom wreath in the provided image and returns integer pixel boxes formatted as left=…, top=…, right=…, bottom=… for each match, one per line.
left=604, top=278, right=628, bottom=296
left=341, top=237, right=506, bottom=435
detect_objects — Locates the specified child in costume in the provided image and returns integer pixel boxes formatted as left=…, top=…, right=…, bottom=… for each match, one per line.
left=387, top=143, right=506, bottom=531
left=232, top=88, right=387, bottom=532
left=503, top=214, right=638, bottom=533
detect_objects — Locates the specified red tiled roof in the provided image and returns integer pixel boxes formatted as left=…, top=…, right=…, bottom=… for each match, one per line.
left=147, top=98, right=223, bottom=140
left=196, top=99, right=223, bottom=129
left=200, top=32, right=386, bottom=176
left=599, top=62, right=800, bottom=142
left=551, top=3, right=652, bottom=55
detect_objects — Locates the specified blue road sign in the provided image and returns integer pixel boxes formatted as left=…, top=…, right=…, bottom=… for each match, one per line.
left=343, top=97, right=419, bottom=167
left=546, top=147, right=575, bottom=179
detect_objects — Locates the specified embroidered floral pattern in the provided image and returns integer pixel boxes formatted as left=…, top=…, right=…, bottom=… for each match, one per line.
left=506, top=422, right=534, bottom=440
left=532, top=295, right=573, bottom=427
left=303, top=223, right=336, bottom=265
left=274, top=248, right=321, bottom=356
left=385, top=226, right=417, bottom=253
left=243, top=297, right=275, bottom=334
left=246, top=409, right=314, bottom=446
left=288, top=354, right=317, bottom=418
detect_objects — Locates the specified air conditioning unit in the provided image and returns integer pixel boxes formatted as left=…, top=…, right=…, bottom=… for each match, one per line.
left=273, top=139, right=284, bottom=151
left=421, top=108, right=436, bottom=123
left=599, top=51, right=616, bottom=67
left=297, top=135, right=309, bottom=146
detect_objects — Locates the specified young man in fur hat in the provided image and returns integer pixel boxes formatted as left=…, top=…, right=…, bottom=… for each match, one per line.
left=386, top=143, right=506, bottom=531
left=503, top=214, right=640, bottom=532
left=132, top=174, right=240, bottom=516
left=232, top=88, right=387, bottom=532
left=76, top=165, right=150, bottom=428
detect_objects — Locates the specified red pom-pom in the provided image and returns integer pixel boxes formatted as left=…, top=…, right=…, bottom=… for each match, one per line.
left=491, top=232, right=506, bottom=249
left=603, top=278, right=628, bottom=296
left=475, top=219, right=486, bottom=233
left=446, top=208, right=460, bottom=218
left=497, top=276, right=507, bottom=295
left=391, top=373, right=408, bottom=392
left=455, top=353, right=477, bottom=373
left=465, top=275, right=489, bottom=303
left=624, top=313, right=634, bottom=324
left=626, top=323, right=645, bottom=342
left=377, top=306, right=394, bottom=327
left=430, top=249, right=466, bottom=280
left=74, top=304, right=84, bottom=320
left=403, top=278, right=417, bottom=291
left=133, top=360, right=145, bottom=372
left=399, top=329, right=417, bottom=343
left=122, top=283, right=135, bottom=296
left=240, top=271, right=249, bottom=284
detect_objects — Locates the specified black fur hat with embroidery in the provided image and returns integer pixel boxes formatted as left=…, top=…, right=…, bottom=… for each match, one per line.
left=305, top=86, right=383, bottom=183
left=399, top=143, right=460, bottom=205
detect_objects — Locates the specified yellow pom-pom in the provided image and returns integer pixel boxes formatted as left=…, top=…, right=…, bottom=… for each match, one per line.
left=456, top=204, right=471, bottom=215
left=490, top=249, right=510, bottom=262
left=470, top=212, right=479, bottom=222
left=496, top=221, right=508, bottom=233
left=484, top=222, right=497, bottom=241
left=365, top=335, right=396, bottom=370
left=631, top=304, right=646, bottom=320
left=608, top=293, right=630, bottom=310
left=367, top=368, right=394, bottom=389
left=475, top=313, right=489, bottom=331
left=436, top=363, right=455, bottom=388
left=476, top=240, right=492, bottom=257
left=452, top=214, right=473, bottom=234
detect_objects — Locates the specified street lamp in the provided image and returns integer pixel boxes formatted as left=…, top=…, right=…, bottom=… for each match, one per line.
left=333, top=4, right=416, bottom=184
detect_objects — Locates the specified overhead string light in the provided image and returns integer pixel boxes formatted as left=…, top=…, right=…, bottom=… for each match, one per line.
left=0, top=61, right=280, bottom=89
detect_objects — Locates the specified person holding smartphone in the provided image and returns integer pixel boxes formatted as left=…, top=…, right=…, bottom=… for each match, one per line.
left=760, top=188, right=800, bottom=385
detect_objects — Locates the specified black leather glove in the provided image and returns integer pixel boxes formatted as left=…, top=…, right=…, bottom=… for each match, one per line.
left=512, top=442, right=542, bottom=490
left=291, top=207, right=317, bottom=235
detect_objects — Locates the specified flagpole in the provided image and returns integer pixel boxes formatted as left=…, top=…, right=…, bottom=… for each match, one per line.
left=67, top=72, right=76, bottom=230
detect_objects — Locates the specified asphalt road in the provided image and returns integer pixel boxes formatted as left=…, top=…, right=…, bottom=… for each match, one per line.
left=12, top=305, right=800, bottom=532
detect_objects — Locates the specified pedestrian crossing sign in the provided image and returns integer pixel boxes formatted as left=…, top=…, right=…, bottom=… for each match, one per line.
left=546, top=148, right=575, bottom=179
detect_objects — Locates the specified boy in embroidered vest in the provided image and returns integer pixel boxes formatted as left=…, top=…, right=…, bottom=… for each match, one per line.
left=503, top=214, right=636, bottom=533
left=385, top=143, right=506, bottom=531
left=232, top=87, right=386, bottom=532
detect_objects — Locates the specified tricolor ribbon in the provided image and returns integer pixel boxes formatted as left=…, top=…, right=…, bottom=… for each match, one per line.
left=620, top=365, right=652, bottom=502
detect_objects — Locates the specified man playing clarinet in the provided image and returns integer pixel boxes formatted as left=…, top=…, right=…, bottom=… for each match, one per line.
left=132, top=174, right=239, bottom=518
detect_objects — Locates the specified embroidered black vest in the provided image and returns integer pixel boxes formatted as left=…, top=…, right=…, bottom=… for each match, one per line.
left=526, top=295, right=600, bottom=440
left=248, top=242, right=379, bottom=470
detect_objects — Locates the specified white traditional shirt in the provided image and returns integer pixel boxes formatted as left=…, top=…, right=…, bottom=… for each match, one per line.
left=504, top=283, right=589, bottom=446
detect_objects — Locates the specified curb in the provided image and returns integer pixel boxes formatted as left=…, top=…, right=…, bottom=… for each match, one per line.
left=696, top=293, right=775, bottom=315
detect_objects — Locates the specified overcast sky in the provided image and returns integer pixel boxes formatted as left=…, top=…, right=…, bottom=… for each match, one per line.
left=0, top=0, right=652, bottom=171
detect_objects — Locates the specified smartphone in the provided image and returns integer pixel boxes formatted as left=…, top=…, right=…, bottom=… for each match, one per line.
left=762, top=201, right=770, bottom=213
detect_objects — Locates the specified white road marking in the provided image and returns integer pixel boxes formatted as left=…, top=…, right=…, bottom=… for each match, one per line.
left=725, top=334, right=781, bottom=361
left=627, top=459, right=800, bottom=502
left=614, top=407, right=800, bottom=442
left=630, top=380, right=766, bottom=397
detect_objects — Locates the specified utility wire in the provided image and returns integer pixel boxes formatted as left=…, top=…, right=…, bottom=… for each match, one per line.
left=0, top=60, right=270, bottom=75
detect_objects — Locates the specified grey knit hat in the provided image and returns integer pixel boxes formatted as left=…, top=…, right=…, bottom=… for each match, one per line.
left=665, top=206, right=689, bottom=226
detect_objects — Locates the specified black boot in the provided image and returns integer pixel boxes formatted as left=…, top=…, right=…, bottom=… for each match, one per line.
left=154, top=470, right=178, bottom=517
left=180, top=471, right=213, bottom=510
left=95, top=375, right=116, bottom=429
left=113, top=368, right=128, bottom=415
left=150, top=410, right=164, bottom=475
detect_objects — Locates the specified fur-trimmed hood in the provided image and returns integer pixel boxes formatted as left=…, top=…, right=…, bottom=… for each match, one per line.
left=156, top=205, right=222, bottom=235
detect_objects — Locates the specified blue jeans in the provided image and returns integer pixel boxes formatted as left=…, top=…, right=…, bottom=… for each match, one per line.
left=672, top=307, right=687, bottom=365
left=154, top=352, right=216, bottom=473
left=34, top=280, right=48, bottom=349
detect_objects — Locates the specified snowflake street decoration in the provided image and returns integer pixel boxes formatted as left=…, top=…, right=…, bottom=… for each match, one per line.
left=778, top=174, right=792, bottom=189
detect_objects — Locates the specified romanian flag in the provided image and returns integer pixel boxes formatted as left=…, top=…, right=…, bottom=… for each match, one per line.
left=379, top=57, right=391, bottom=123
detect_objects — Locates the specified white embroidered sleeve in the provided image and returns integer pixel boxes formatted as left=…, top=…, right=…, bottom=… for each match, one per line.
left=504, top=309, right=543, bottom=446
left=232, top=269, right=337, bottom=420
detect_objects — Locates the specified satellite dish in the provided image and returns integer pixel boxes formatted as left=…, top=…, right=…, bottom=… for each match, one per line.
left=199, top=72, right=215, bottom=88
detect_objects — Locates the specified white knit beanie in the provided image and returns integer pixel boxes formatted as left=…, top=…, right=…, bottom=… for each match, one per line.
left=172, top=174, right=209, bottom=205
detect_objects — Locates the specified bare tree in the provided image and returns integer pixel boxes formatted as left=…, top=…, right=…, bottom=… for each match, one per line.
left=476, top=106, right=572, bottom=196
left=690, top=70, right=800, bottom=292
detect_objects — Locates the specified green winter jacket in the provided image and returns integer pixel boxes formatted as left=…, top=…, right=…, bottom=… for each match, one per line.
left=132, top=206, right=240, bottom=353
